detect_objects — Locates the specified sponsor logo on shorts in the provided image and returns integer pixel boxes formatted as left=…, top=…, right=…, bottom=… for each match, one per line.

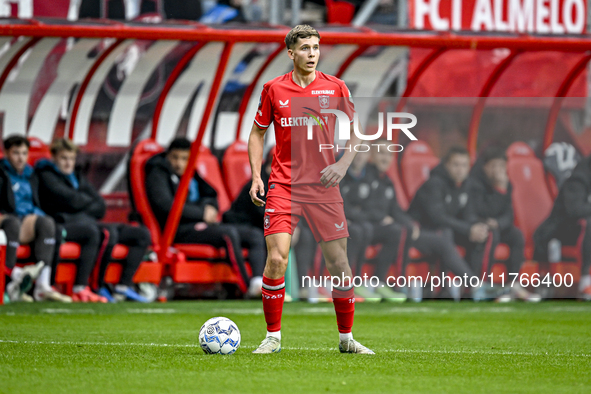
left=264, top=215, right=270, bottom=229
left=335, top=222, right=345, bottom=231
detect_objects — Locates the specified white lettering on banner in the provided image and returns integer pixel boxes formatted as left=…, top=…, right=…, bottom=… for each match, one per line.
left=412, top=0, right=585, bottom=34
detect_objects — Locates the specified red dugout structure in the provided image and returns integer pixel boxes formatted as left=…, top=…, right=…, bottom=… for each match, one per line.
left=0, top=19, right=591, bottom=303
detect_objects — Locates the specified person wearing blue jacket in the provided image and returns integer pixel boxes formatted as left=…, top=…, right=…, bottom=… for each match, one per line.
left=36, top=138, right=151, bottom=303
left=0, top=136, right=71, bottom=302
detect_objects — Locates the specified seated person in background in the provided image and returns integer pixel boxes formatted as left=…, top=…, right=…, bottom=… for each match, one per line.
left=369, top=141, right=477, bottom=301
left=340, top=149, right=405, bottom=302
left=145, top=137, right=251, bottom=295
left=535, top=153, right=591, bottom=300
left=0, top=136, right=70, bottom=303
left=36, top=138, right=151, bottom=303
left=408, top=147, right=488, bottom=300
left=466, top=147, right=540, bottom=302
left=222, top=149, right=274, bottom=296
left=339, top=151, right=372, bottom=280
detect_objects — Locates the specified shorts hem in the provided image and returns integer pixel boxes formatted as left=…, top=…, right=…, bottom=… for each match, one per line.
left=318, top=233, right=349, bottom=243
left=264, top=229, right=294, bottom=237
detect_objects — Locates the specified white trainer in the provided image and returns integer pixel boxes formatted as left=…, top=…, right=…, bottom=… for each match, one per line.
left=339, top=338, right=375, bottom=354
left=252, top=337, right=281, bottom=354
left=7, top=281, right=34, bottom=302
left=7, top=261, right=46, bottom=301
left=34, top=286, right=73, bottom=303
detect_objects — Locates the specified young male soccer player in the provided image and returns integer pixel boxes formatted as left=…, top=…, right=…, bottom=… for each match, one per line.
left=247, top=25, right=374, bottom=354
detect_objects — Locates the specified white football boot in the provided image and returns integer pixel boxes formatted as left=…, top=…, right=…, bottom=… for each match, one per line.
left=252, top=336, right=281, bottom=354
left=339, top=338, right=375, bottom=354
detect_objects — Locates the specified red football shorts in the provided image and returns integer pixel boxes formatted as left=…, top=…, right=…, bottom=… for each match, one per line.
left=263, top=196, right=349, bottom=242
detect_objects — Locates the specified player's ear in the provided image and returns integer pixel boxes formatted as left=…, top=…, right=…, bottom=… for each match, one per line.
left=287, top=48, right=294, bottom=60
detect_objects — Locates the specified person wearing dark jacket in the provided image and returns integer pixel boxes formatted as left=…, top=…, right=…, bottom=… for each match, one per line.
left=369, top=142, right=477, bottom=301
left=144, top=137, right=252, bottom=295
left=222, top=149, right=270, bottom=295
left=339, top=152, right=373, bottom=279
left=0, top=136, right=70, bottom=303
left=466, top=147, right=540, bottom=302
left=340, top=149, right=407, bottom=302
left=36, top=138, right=151, bottom=303
left=408, top=146, right=493, bottom=300
left=535, top=154, right=591, bottom=300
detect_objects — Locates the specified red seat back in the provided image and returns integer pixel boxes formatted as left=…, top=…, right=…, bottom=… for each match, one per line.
left=506, top=142, right=554, bottom=246
left=222, top=140, right=251, bottom=201
left=400, top=141, right=440, bottom=201
left=27, top=137, right=51, bottom=165
left=325, top=0, right=355, bottom=24
left=130, top=139, right=164, bottom=245
left=196, top=145, right=231, bottom=215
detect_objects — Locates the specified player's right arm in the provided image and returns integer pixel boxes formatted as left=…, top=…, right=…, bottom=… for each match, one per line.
left=248, top=85, right=273, bottom=206
left=248, top=123, right=266, bottom=206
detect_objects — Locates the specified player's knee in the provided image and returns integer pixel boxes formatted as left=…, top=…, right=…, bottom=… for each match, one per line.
left=1, top=215, right=20, bottom=240
left=324, top=250, right=348, bottom=270
left=267, top=249, right=289, bottom=269
left=35, top=216, right=55, bottom=238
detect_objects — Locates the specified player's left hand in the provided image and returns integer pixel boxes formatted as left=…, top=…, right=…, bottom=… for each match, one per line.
left=320, top=162, right=347, bottom=188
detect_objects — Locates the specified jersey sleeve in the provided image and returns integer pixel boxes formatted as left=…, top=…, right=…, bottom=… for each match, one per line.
left=339, top=82, right=355, bottom=123
left=254, top=85, right=273, bottom=129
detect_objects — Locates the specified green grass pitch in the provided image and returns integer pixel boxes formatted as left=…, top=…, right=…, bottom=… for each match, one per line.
left=1, top=301, right=590, bottom=393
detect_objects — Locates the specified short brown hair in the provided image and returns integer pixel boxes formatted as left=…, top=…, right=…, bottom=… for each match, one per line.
left=3, top=135, right=29, bottom=151
left=285, top=25, right=320, bottom=50
left=50, top=138, right=79, bottom=156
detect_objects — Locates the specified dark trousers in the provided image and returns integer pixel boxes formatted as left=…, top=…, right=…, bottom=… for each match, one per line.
left=411, top=228, right=476, bottom=278
left=217, top=223, right=265, bottom=277
left=367, top=222, right=406, bottom=281
left=552, top=218, right=591, bottom=275
left=63, top=222, right=101, bottom=286
left=453, top=230, right=494, bottom=277
left=453, top=225, right=525, bottom=276
left=174, top=223, right=250, bottom=290
left=98, top=224, right=151, bottom=287
left=488, top=226, right=525, bottom=275
left=347, top=222, right=372, bottom=277
left=293, top=223, right=317, bottom=287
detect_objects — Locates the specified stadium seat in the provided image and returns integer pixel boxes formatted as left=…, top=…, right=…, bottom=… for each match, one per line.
left=196, top=145, right=231, bottom=215
left=400, top=140, right=440, bottom=201
left=14, top=138, right=154, bottom=295
left=399, top=141, right=513, bottom=287
left=222, top=140, right=251, bottom=201
left=129, top=139, right=250, bottom=288
left=27, top=137, right=51, bottom=164
left=325, top=0, right=355, bottom=24
left=506, top=141, right=583, bottom=286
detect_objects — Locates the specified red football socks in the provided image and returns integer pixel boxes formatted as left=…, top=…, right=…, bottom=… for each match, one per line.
left=332, top=285, right=355, bottom=333
left=261, top=275, right=285, bottom=333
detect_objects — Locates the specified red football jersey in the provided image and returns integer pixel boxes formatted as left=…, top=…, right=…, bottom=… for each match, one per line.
left=254, top=71, right=355, bottom=203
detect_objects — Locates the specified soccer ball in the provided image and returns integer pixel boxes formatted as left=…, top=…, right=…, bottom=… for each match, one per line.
left=198, top=317, right=241, bottom=355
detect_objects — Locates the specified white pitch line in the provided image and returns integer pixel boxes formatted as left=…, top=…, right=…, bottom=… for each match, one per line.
left=0, top=339, right=588, bottom=357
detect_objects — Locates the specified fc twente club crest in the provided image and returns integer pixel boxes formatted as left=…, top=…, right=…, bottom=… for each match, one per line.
left=319, top=95, right=330, bottom=109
